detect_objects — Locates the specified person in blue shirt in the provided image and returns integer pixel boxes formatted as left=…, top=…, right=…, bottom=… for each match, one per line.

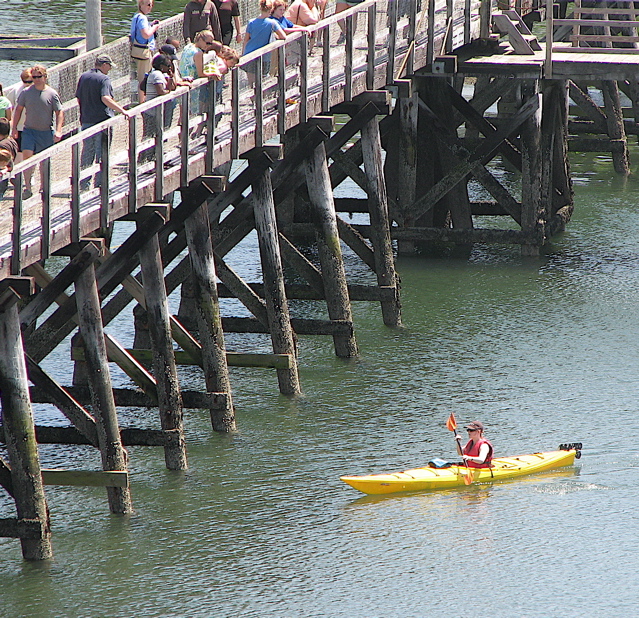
left=242, top=0, right=286, bottom=86
left=131, top=0, right=161, bottom=82
left=271, top=0, right=310, bottom=73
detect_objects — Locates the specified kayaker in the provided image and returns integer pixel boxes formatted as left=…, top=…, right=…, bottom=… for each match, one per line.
left=456, top=420, right=493, bottom=468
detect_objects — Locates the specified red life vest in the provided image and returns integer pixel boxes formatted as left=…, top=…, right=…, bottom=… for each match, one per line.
left=463, top=438, right=494, bottom=468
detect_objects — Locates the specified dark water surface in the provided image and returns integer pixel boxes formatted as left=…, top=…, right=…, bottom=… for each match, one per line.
left=1, top=147, right=639, bottom=616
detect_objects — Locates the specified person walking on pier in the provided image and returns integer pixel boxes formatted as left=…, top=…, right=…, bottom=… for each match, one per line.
left=131, top=0, right=161, bottom=83
left=76, top=54, right=131, bottom=189
left=184, top=0, right=223, bottom=44
left=10, top=65, right=63, bottom=199
left=213, top=0, right=243, bottom=45
left=7, top=68, right=32, bottom=165
left=0, top=118, right=17, bottom=199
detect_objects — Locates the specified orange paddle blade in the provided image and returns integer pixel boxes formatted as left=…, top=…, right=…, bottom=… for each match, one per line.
left=446, top=413, right=457, bottom=432
left=463, top=468, right=474, bottom=485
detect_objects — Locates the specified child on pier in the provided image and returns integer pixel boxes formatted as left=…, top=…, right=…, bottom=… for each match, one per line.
left=242, top=0, right=286, bottom=87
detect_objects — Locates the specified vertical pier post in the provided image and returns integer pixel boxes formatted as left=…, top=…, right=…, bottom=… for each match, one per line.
left=553, top=80, right=573, bottom=215
left=250, top=155, right=301, bottom=395
left=601, top=80, right=630, bottom=175
left=136, top=209, right=188, bottom=470
left=520, top=80, right=543, bottom=257
left=184, top=201, right=236, bottom=431
left=397, top=81, right=419, bottom=255
left=361, top=116, right=402, bottom=327
left=0, top=284, right=52, bottom=561
left=304, top=133, right=358, bottom=358
left=74, top=251, right=133, bottom=514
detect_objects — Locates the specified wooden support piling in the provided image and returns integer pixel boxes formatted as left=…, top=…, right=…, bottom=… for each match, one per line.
left=136, top=208, right=188, bottom=470
left=397, top=81, right=419, bottom=255
left=520, top=80, right=543, bottom=257
left=303, top=134, right=358, bottom=358
left=74, top=254, right=133, bottom=514
left=0, top=285, right=52, bottom=560
left=360, top=114, right=402, bottom=327
left=183, top=197, right=236, bottom=432
left=249, top=155, right=301, bottom=395
left=601, top=80, right=630, bottom=175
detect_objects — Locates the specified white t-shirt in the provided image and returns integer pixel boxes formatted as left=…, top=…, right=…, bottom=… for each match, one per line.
left=145, top=70, right=167, bottom=102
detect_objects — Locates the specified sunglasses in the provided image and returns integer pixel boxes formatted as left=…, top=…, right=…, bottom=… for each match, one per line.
left=23, top=80, right=33, bottom=84
left=467, top=428, right=478, bottom=432
left=32, top=74, right=44, bottom=79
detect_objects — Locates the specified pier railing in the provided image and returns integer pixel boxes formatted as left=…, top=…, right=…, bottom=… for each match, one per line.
left=0, top=0, right=484, bottom=280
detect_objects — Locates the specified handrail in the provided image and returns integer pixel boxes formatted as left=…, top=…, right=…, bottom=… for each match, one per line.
left=0, top=0, right=486, bottom=279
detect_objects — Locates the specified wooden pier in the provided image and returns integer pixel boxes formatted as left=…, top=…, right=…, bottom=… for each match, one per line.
left=1, top=0, right=639, bottom=560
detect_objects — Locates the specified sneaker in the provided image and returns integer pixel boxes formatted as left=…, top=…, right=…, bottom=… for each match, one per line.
left=22, top=188, right=32, bottom=200
left=336, top=33, right=346, bottom=45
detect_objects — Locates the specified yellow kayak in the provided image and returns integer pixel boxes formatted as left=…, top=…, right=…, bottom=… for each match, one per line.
left=340, top=444, right=582, bottom=495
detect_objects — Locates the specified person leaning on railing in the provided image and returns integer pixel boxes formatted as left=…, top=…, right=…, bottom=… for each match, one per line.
left=75, top=54, right=131, bottom=190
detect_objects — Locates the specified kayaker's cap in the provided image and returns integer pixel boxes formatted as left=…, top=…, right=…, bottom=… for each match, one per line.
left=466, top=421, right=484, bottom=431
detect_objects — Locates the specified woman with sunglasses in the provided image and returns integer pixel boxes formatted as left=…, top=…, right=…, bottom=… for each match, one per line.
left=457, top=420, right=493, bottom=468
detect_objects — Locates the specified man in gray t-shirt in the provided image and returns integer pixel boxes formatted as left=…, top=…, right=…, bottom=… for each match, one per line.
left=11, top=64, right=64, bottom=198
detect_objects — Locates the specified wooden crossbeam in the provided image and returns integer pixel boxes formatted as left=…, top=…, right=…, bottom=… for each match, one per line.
left=409, top=94, right=540, bottom=222
left=41, top=469, right=128, bottom=488
left=446, top=82, right=522, bottom=171
left=24, top=355, right=100, bottom=447
left=0, top=458, right=14, bottom=497
left=0, top=518, right=45, bottom=540
left=71, top=346, right=293, bottom=370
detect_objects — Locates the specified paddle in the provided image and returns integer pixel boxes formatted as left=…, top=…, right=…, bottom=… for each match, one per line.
left=446, top=413, right=473, bottom=485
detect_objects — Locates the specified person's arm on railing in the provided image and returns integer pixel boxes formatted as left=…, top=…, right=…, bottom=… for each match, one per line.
left=102, top=95, right=132, bottom=118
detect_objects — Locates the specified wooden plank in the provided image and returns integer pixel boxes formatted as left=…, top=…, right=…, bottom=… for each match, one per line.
left=556, top=19, right=639, bottom=28
left=0, top=48, right=77, bottom=61
left=0, top=518, right=45, bottom=539
left=72, top=346, right=293, bottom=370
left=41, top=469, right=129, bottom=488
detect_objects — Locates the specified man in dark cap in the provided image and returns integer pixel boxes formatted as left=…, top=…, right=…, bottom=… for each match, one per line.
left=76, top=54, right=130, bottom=188
left=455, top=420, right=494, bottom=468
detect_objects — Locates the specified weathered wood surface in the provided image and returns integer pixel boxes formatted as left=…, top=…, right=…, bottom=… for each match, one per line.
left=0, top=0, right=481, bottom=280
left=0, top=288, right=52, bottom=559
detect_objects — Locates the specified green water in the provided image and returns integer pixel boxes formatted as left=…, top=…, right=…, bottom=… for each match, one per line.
left=1, top=147, right=639, bottom=616
left=2, top=3, right=639, bottom=613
